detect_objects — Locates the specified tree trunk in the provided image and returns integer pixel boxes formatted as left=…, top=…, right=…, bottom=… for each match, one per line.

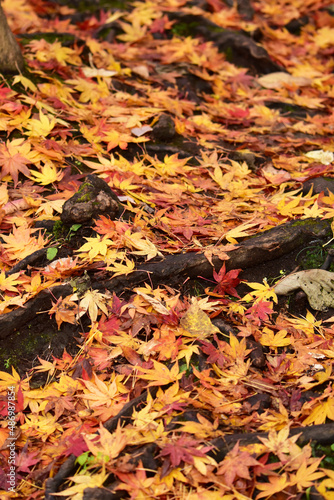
left=0, top=1, right=24, bottom=73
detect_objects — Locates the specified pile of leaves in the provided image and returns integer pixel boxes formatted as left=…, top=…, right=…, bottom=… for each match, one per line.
left=1, top=0, right=334, bottom=498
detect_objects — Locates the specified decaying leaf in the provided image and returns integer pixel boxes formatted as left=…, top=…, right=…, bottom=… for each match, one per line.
left=274, top=269, right=334, bottom=310
left=180, top=300, right=219, bottom=338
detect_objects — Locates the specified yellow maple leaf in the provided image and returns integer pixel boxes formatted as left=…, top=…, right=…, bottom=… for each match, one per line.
left=180, top=301, right=219, bottom=339
left=0, top=366, right=28, bottom=392
left=74, top=289, right=109, bottom=323
left=12, top=74, right=37, bottom=93
left=2, top=225, right=48, bottom=261
left=25, top=111, right=56, bottom=138
left=76, top=236, right=113, bottom=261
left=124, top=230, right=162, bottom=260
left=276, top=194, right=304, bottom=217
left=84, top=423, right=128, bottom=460
left=242, top=279, right=278, bottom=304
left=52, top=467, right=108, bottom=499
left=20, top=412, right=62, bottom=441
left=260, top=328, right=291, bottom=348
left=106, top=258, right=135, bottom=277
left=224, top=222, right=259, bottom=244
left=256, top=473, right=290, bottom=499
left=303, top=396, right=334, bottom=425
left=0, top=270, right=23, bottom=293
left=290, top=457, right=325, bottom=491
left=29, top=163, right=63, bottom=185
left=137, top=360, right=182, bottom=386
left=117, top=19, right=147, bottom=43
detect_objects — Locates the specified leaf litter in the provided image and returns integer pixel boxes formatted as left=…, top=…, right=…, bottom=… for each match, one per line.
left=0, top=0, right=334, bottom=499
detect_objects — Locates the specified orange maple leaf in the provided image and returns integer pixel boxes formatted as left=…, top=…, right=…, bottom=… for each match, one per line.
left=217, top=442, right=260, bottom=487
left=49, top=295, right=79, bottom=329
left=0, top=139, right=33, bottom=186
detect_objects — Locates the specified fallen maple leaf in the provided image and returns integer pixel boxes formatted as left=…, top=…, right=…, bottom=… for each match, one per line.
left=212, top=262, right=241, bottom=297
left=0, top=138, right=34, bottom=186
left=217, top=441, right=260, bottom=487
left=224, top=222, right=259, bottom=244
left=180, top=301, right=219, bottom=339
left=243, top=279, right=278, bottom=304
left=260, top=327, right=292, bottom=348
left=29, top=163, right=63, bottom=185
left=52, top=467, right=108, bottom=498
left=256, top=473, right=291, bottom=499
left=137, top=360, right=182, bottom=386
left=49, top=295, right=80, bottom=329
left=73, top=289, right=109, bottom=322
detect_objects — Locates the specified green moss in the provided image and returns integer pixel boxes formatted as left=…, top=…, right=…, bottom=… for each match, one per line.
left=172, top=21, right=200, bottom=37
left=312, top=442, right=334, bottom=470
left=76, top=179, right=95, bottom=203
left=0, top=329, right=54, bottom=372
left=297, top=241, right=334, bottom=271
left=52, top=220, right=65, bottom=240
left=224, top=47, right=234, bottom=62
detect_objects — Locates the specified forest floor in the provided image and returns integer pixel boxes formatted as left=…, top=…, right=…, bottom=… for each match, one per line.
left=1, top=0, right=334, bottom=498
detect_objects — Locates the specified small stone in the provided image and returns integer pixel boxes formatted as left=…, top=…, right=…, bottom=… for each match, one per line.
left=61, top=174, right=122, bottom=225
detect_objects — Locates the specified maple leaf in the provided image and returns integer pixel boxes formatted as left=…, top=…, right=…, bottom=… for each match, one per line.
left=0, top=138, right=34, bottom=186
left=73, top=289, right=109, bottom=323
left=245, top=300, right=273, bottom=325
left=303, top=396, right=334, bottom=425
left=24, top=111, right=56, bottom=138
left=117, top=19, right=147, bottom=43
left=32, top=357, right=57, bottom=378
left=212, top=263, right=241, bottom=297
left=84, top=423, right=128, bottom=461
left=29, top=163, right=63, bottom=185
left=124, top=230, right=162, bottom=260
left=20, top=413, right=63, bottom=441
left=12, top=74, right=37, bottom=93
left=76, top=236, right=113, bottom=260
left=0, top=367, right=29, bottom=392
left=242, top=279, right=278, bottom=304
left=159, top=434, right=209, bottom=468
left=257, top=427, right=300, bottom=462
left=114, top=462, right=155, bottom=500
left=82, top=373, right=127, bottom=409
left=16, top=449, right=39, bottom=473
left=0, top=270, right=23, bottom=293
left=137, top=360, right=182, bottom=386
left=290, top=457, right=325, bottom=491
left=52, top=467, right=108, bottom=499
left=106, top=258, right=135, bottom=277
left=49, top=295, right=79, bottom=329
left=224, top=222, right=259, bottom=244
left=256, top=473, right=291, bottom=499
left=260, top=327, right=292, bottom=348
left=1, top=225, right=49, bottom=261
left=217, top=442, right=260, bottom=487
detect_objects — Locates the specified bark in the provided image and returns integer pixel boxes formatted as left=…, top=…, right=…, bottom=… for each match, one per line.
left=0, top=1, right=24, bottom=74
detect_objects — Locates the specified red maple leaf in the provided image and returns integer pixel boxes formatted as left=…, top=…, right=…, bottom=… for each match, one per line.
left=159, top=435, right=208, bottom=467
left=213, top=263, right=242, bottom=297
left=16, top=449, right=39, bottom=473
left=245, top=300, right=273, bottom=325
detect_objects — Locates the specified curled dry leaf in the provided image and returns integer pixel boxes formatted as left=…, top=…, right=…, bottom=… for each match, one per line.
left=274, top=269, right=334, bottom=311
